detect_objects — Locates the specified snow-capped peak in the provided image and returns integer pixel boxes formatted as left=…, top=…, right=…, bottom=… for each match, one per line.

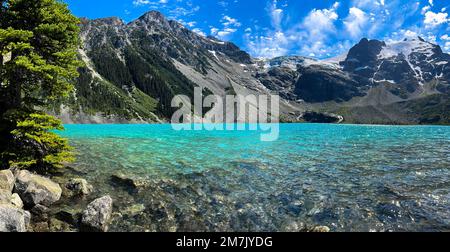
left=379, top=37, right=435, bottom=60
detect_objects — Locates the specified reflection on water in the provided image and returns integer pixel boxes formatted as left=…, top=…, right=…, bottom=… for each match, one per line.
left=59, top=124, right=450, bottom=232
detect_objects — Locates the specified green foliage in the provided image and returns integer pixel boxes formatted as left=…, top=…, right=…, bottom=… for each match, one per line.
left=2, top=111, right=74, bottom=170
left=0, top=0, right=81, bottom=171
left=52, top=66, right=160, bottom=121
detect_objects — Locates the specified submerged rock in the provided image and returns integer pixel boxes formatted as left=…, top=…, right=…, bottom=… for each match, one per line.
left=31, top=221, right=50, bottom=232
left=81, top=196, right=113, bottom=232
left=0, top=169, right=15, bottom=192
left=121, top=204, right=145, bottom=217
left=30, top=204, right=50, bottom=222
left=56, top=208, right=82, bottom=226
left=14, top=170, right=62, bottom=207
left=0, top=204, right=30, bottom=232
left=49, top=218, right=75, bottom=232
left=310, top=226, right=331, bottom=232
left=111, top=173, right=150, bottom=190
left=65, top=178, right=93, bottom=196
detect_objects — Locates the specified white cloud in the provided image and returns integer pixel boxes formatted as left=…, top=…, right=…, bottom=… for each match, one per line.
left=245, top=31, right=289, bottom=58
left=444, top=42, right=450, bottom=51
left=424, top=11, right=449, bottom=27
left=421, top=5, right=431, bottom=15
left=244, top=0, right=291, bottom=58
left=221, top=16, right=241, bottom=27
left=303, top=5, right=339, bottom=38
left=192, top=28, right=206, bottom=37
left=209, top=15, right=241, bottom=40
left=268, top=0, right=284, bottom=29
left=344, top=7, right=369, bottom=39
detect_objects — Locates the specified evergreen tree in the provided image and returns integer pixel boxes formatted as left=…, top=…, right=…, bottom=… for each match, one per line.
left=0, top=0, right=81, bottom=171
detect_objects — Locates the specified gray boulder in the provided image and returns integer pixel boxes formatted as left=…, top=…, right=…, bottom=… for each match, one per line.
left=65, top=178, right=93, bottom=196
left=81, top=196, right=113, bottom=232
left=0, top=204, right=30, bottom=232
left=0, top=169, right=15, bottom=192
left=111, top=173, right=150, bottom=190
left=0, top=189, right=12, bottom=204
left=0, top=190, right=24, bottom=209
left=14, top=170, right=62, bottom=207
left=10, top=194, right=23, bottom=209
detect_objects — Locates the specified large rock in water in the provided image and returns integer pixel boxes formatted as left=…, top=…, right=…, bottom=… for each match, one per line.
left=14, top=170, right=62, bottom=207
left=111, top=173, right=150, bottom=190
left=0, top=204, right=30, bottom=232
left=81, top=196, right=113, bottom=232
left=0, top=169, right=15, bottom=192
left=65, top=178, right=93, bottom=196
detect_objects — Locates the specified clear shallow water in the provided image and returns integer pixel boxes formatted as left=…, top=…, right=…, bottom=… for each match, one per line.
left=59, top=124, right=450, bottom=232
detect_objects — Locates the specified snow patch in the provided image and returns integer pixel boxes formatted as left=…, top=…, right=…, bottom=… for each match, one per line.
left=379, top=38, right=435, bottom=60
left=208, top=50, right=220, bottom=61
left=435, top=61, right=448, bottom=65
left=208, top=39, right=225, bottom=45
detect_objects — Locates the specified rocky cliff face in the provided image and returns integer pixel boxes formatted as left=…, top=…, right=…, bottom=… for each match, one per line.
left=53, top=11, right=450, bottom=125
left=256, top=37, right=450, bottom=124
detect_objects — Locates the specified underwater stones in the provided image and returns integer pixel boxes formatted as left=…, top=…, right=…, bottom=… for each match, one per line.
left=0, top=204, right=30, bottom=232
left=282, top=221, right=330, bottom=232
left=111, top=173, right=150, bottom=190
left=0, top=169, right=15, bottom=192
left=56, top=208, right=82, bottom=226
left=375, top=202, right=408, bottom=223
left=310, top=226, right=331, bottom=232
left=14, top=170, right=62, bottom=207
left=31, top=221, right=50, bottom=232
left=30, top=204, right=50, bottom=222
left=121, top=204, right=145, bottom=217
left=282, top=221, right=307, bottom=232
left=49, top=218, right=74, bottom=232
left=65, top=178, right=93, bottom=196
left=81, top=196, right=113, bottom=232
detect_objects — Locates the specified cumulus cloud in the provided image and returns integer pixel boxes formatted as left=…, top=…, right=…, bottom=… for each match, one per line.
left=297, top=2, right=340, bottom=57
left=209, top=15, right=241, bottom=40
left=344, top=7, right=369, bottom=39
left=424, top=11, right=449, bottom=27
left=303, top=3, right=339, bottom=39
left=192, top=28, right=206, bottom=37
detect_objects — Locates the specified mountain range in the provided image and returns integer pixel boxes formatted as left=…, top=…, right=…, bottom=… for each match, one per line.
left=51, top=11, right=450, bottom=125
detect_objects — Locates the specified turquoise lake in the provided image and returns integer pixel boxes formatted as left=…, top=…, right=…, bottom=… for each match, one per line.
left=59, top=124, right=450, bottom=232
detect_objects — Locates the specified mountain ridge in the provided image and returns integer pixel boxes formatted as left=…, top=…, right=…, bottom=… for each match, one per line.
left=51, top=11, right=450, bottom=125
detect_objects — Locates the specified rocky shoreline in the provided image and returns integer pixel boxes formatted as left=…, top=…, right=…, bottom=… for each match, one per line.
left=1, top=166, right=331, bottom=232
left=0, top=168, right=113, bottom=232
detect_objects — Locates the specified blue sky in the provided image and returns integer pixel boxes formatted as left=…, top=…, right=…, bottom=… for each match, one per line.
left=65, top=0, right=450, bottom=59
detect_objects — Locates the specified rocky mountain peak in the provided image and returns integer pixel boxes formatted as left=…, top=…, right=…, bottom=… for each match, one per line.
left=139, top=10, right=166, bottom=21
left=403, top=36, right=425, bottom=42
left=133, top=10, right=171, bottom=28
left=341, top=38, right=385, bottom=73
